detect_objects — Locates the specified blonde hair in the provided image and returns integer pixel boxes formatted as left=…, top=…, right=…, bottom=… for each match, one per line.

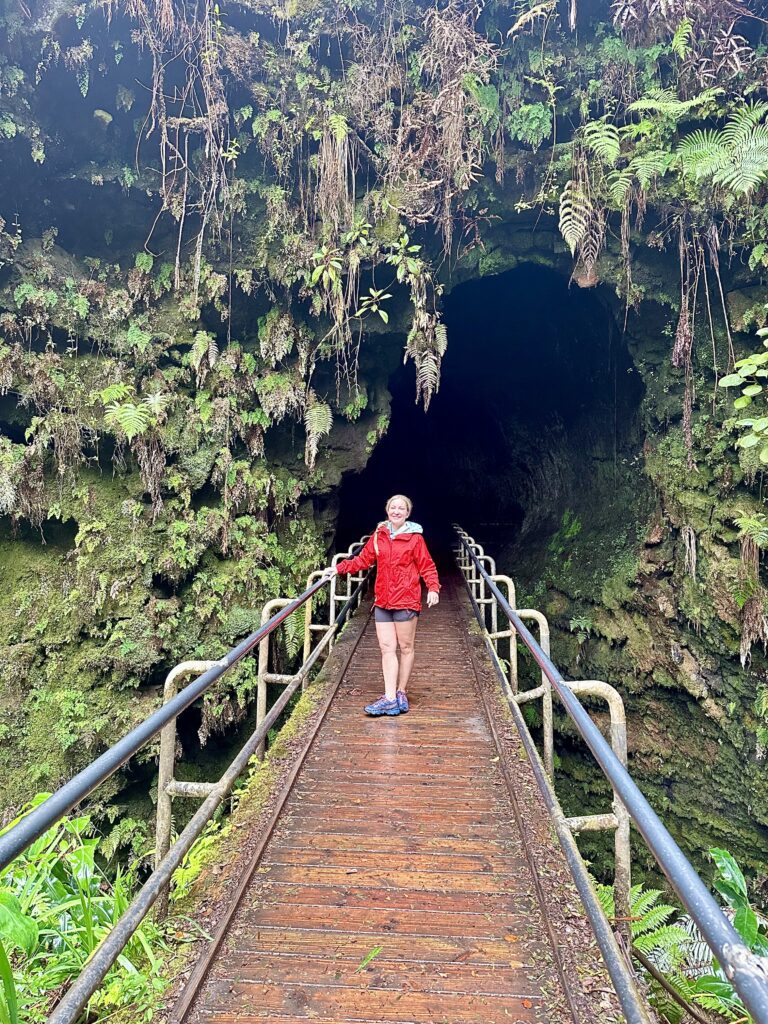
left=373, top=494, right=413, bottom=556
left=385, top=494, right=413, bottom=516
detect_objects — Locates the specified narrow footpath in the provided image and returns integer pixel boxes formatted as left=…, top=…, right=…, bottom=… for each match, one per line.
left=179, top=578, right=623, bottom=1024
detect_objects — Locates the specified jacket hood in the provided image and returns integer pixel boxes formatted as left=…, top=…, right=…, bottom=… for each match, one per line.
left=382, top=520, right=423, bottom=536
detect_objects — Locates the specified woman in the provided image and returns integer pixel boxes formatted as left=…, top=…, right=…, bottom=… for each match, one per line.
left=328, top=495, right=440, bottom=716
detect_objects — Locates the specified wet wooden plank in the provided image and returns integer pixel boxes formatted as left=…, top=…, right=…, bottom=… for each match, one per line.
left=246, top=882, right=537, bottom=917
left=257, top=863, right=522, bottom=893
left=225, top=901, right=537, bottom=939
left=265, top=831, right=522, bottom=856
left=264, top=847, right=520, bottom=874
left=208, top=955, right=546, bottom=997
left=209, top=928, right=538, bottom=966
left=198, top=979, right=543, bottom=1023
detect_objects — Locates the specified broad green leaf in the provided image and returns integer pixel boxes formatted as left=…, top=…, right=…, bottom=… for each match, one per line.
left=734, top=903, right=759, bottom=948
left=740, top=434, right=760, bottom=448
left=718, top=373, right=745, bottom=387
left=760, top=446, right=768, bottom=464
left=0, top=893, right=38, bottom=955
left=734, top=396, right=753, bottom=409
left=711, top=848, right=748, bottom=902
left=743, top=384, right=763, bottom=397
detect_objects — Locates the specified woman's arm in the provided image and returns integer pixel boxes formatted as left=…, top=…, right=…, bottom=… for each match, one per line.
left=415, top=537, right=440, bottom=594
left=334, top=533, right=378, bottom=576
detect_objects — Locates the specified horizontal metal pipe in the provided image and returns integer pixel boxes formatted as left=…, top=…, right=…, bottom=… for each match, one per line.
left=0, top=575, right=329, bottom=873
left=47, top=671, right=305, bottom=1024
left=458, top=533, right=768, bottom=1024
left=47, top=577, right=367, bottom=1024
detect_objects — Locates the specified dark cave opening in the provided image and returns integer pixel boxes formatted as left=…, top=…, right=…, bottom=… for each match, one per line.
left=336, top=262, right=646, bottom=586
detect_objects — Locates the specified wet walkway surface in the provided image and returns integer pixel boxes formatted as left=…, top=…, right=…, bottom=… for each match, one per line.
left=181, top=580, right=615, bottom=1024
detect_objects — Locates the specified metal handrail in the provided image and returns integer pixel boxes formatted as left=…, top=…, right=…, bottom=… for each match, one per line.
left=0, top=577, right=327, bottom=874
left=455, top=528, right=768, bottom=1024
left=0, top=535, right=372, bottom=1024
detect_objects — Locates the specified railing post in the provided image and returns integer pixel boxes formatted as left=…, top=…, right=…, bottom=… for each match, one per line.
left=155, top=660, right=220, bottom=916
left=568, top=680, right=632, bottom=946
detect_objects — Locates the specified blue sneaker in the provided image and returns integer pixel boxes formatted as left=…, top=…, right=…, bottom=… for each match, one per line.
left=364, top=695, right=400, bottom=716
left=396, top=690, right=409, bottom=713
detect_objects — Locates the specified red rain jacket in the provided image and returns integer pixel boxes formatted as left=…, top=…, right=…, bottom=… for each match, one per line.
left=335, top=524, right=440, bottom=612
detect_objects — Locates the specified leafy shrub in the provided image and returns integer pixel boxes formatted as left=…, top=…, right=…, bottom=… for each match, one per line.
left=0, top=796, right=169, bottom=1024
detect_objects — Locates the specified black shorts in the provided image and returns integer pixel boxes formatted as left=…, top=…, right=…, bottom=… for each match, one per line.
left=374, top=607, right=420, bottom=623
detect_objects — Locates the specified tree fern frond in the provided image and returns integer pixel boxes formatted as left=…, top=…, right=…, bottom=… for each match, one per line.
left=676, top=129, right=730, bottom=178
left=558, top=180, right=592, bottom=256
left=304, top=393, right=333, bottom=471
left=627, top=87, right=722, bottom=120
left=607, top=168, right=633, bottom=206
left=630, top=150, right=671, bottom=188
left=671, top=17, right=692, bottom=60
left=583, top=120, right=621, bottom=166
left=328, top=112, right=349, bottom=144
left=634, top=924, right=691, bottom=957
left=720, top=102, right=768, bottom=150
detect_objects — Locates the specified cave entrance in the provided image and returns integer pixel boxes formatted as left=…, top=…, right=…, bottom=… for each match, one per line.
left=336, top=263, right=646, bottom=591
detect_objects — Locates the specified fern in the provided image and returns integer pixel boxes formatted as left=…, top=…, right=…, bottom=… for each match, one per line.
left=99, top=382, right=132, bottom=404
left=583, top=120, right=621, bottom=166
left=434, top=321, right=448, bottom=356
left=677, top=105, right=768, bottom=194
left=607, top=168, right=633, bottom=206
left=558, top=180, right=592, bottom=256
left=328, top=112, right=349, bottom=144
left=670, top=17, right=692, bottom=60
left=143, top=392, right=169, bottom=418
left=735, top=510, right=768, bottom=549
left=629, top=150, right=672, bottom=188
left=281, top=610, right=305, bottom=661
left=304, top=394, right=333, bottom=471
left=105, top=401, right=151, bottom=441
left=755, top=684, right=768, bottom=718
left=415, top=349, right=440, bottom=409
left=627, top=87, right=722, bottom=120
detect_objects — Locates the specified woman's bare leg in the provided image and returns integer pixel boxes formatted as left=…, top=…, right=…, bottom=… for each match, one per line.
left=394, top=617, right=418, bottom=694
left=375, top=621, right=399, bottom=701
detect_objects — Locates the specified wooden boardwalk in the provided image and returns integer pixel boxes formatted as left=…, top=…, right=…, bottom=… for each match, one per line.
left=178, top=579, right=618, bottom=1024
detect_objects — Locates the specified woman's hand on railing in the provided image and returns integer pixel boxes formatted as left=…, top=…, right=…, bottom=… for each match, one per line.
left=321, top=566, right=338, bottom=580
left=427, top=590, right=439, bottom=608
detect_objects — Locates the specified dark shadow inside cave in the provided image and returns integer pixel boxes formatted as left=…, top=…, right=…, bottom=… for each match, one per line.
left=336, top=262, right=646, bottom=590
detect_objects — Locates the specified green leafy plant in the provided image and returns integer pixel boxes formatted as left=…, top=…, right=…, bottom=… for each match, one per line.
left=0, top=796, right=169, bottom=1023
left=677, top=101, right=768, bottom=194
left=568, top=615, right=594, bottom=645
